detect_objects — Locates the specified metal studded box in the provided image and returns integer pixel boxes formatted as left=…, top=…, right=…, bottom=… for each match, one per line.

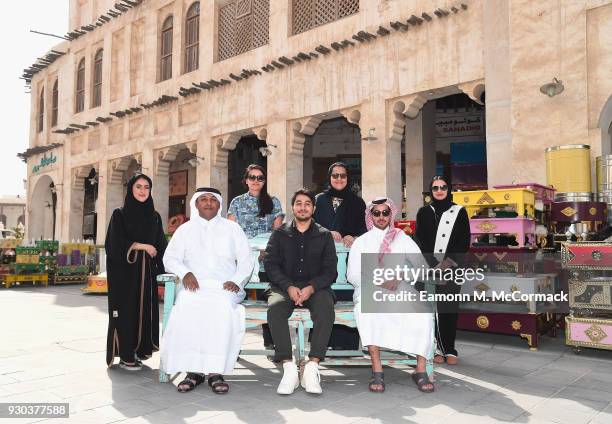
left=568, top=279, right=612, bottom=312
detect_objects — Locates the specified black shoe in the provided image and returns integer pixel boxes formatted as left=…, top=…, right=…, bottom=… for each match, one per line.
left=120, top=361, right=142, bottom=371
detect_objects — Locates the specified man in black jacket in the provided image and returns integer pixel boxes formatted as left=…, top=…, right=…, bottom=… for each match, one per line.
left=265, top=188, right=337, bottom=395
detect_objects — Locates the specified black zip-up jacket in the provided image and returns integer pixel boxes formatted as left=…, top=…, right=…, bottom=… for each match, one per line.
left=264, top=220, right=338, bottom=293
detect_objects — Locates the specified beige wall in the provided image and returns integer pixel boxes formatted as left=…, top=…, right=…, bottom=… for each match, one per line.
left=0, top=200, right=26, bottom=230
left=28, top=0, right=612, bottom=240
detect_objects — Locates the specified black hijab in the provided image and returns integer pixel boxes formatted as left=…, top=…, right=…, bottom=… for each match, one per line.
left=429, top=175, right=454, bottom=220
left=314, top=161, right=367, bottom=237
left=325, top=162, right=352, bottom=199
left=122, top=173, right=157, bottom=243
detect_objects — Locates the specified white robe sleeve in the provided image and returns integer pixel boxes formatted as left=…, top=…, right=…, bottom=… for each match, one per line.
left=229, top=223, right=254, bottom=287
left=396, top=233, right=430, bottom=283
left=163, top=226, right=191, bottom=280
left=347, top=237, right=364, bottom=289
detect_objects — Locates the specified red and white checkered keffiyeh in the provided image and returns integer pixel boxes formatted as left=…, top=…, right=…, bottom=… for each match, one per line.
left=365, top=197, right=401, bottom=265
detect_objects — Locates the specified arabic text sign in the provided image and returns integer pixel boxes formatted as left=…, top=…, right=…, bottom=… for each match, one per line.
left=435, top=113, right=484, bottom=138
left=32, top=153, right=57, bottom=174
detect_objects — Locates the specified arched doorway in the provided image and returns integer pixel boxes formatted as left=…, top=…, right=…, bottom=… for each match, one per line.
left=597, top=95, right=612, bottom=224
left=29, top=175, right=56, bottom=240
left=167, top=147, right=198, bottom=222
left=82, top=168, right=98, bottom=242
left=69, top=166, right=98, bottom=242
left=303, top=117, right=361, bottom=195
left=404, top=92, right=486, bottom=217
left=599, top=94, right=612, bottom=157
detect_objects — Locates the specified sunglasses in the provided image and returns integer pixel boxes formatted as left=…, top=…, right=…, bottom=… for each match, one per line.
left=247, top=175, right=265, bottom=182
left=331, top=173, right=347, bottom=179
left=431, top=185, right=448, bottom=192
left=371, top=209, right=391, bottom=217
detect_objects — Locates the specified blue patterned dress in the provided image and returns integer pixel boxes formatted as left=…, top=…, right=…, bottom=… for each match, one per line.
left=227, top=192, right=284, bottom=239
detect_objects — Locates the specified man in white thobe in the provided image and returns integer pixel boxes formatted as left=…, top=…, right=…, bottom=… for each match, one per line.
left=161, top=187, right=253, bottom=394
left=347, top=197, right=435, bottom=393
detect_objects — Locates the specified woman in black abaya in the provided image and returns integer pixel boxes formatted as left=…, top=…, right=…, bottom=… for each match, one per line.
left=105, top=174, right=167, bottom=370
left=415, top=176, right=470, bottom=365
left=313, top=162, right=367, bottom=350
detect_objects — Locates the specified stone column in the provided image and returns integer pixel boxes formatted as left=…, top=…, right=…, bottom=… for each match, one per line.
left=96, top=160, right=110, bottom=243
left=360, top=98, right=402, bottom=208
left=67, top=167, right=87, bottom=240
left=100, top=157, right=132, bottom=241
left=266, top=120, right=293, bottom=215
left=150, top=146, right=182, bottom=232
left=282, top=117, right=323, bottom=219
left=195, top=134, right=211, bottom=190
left=209, top=137, right=233, bottom=214
left=404, top=111, right=425, bottom=220
left=484, top=0, right=512, bottom=186
left=269, top=0, right=289, bottom=50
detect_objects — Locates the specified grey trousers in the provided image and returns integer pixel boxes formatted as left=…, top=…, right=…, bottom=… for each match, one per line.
left=267, top=288, right=335, bottom=362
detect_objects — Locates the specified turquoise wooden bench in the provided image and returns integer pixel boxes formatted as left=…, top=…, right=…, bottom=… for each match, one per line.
left=158, top=233, right=435, bottom=383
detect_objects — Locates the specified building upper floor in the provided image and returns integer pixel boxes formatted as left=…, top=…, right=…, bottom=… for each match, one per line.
left=26, top=0, right=612, bottom=164
left=28, top=0, right=483, bottom=148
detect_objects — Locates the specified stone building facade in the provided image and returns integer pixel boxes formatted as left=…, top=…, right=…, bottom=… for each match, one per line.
left=0, top=197, right=26, bottom=230
left=25, top=0, right=612, bottom=242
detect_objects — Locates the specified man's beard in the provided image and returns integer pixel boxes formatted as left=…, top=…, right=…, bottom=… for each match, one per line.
left=294, top=214, right=311, bottom=222
left=373, top=221, right=389, bottom=230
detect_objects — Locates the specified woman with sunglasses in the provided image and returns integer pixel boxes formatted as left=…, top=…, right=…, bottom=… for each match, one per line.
left=415, top=176, right=470, bottom=365
left=313, top=162, right=367, bottom=248
left=228, top=164, right=284, bottom=349
left=228, top=164, right=284, bottom=238
left=313, top=161, right=367, bottom=350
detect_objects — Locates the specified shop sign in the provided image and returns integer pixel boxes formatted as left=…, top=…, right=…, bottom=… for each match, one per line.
left=435, top=113, right=484, bottom=138
left=32, top=153, right=57, bottom=174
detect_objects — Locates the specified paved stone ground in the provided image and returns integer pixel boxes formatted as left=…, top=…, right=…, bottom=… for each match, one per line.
left=1, top=285, right=612, bottom=424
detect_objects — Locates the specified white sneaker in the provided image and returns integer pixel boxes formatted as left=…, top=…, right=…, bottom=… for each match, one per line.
left=277, top=362, right=299, bottom=395
left=301, top=361, right=322, bottom=394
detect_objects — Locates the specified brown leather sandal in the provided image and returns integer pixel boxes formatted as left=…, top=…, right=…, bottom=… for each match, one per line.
left=368, top=372, right=385, bottom=393
left=412, top=372, right=434, bottom=393
left=177, top=373, right=205, bottom=393
left=208, top=374, right=229, bottom=394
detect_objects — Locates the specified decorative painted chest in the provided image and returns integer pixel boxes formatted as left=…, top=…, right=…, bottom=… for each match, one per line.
left=493, top=183, right=556, bottom=209
left=469, top=217, right=536, bottom=247
left=466, top=246, right=537, bottom=274
left=562, top=241, right=612, bottom=353
left=452, top=188, right=536, bottom=219
left=460, top=273, right=558, bottom=314
left=551, top=201, right=608, bottom=234
left=561, top=242, right=612, bottom=270
left=457, top=311, right=557, bottom=351
left=457, top=273, right=560, bottom=349
left=568, top=278, right=612, bottom=313
left=565, top=316, right=612, bottom=351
